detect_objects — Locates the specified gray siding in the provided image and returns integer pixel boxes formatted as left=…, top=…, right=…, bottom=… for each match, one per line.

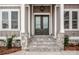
left=25, top=7, right=28, bottom=34
left=52, top=5, right=55, bottom=35
left=57, top=7, right=60, bottom=35
left=64, top=4, right=79, bottom=9
left=30, top=5, right=32, bottom=35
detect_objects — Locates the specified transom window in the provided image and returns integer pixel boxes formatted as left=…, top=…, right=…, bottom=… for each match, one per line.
left=0, top=9, right=20, bottom=30
left=64, top=9, right=79, bottom=30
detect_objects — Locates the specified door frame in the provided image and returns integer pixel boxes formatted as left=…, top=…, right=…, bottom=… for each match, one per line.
left=34, top=15, right=49, bottom=35
left=32, top=13, right=51, bottom=35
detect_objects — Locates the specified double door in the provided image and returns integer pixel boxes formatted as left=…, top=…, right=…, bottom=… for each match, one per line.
left=35, top=15, right=49, bottom=35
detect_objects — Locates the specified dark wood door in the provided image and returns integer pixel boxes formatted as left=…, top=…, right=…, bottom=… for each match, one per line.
left=35, top=15, right=49, bottom=35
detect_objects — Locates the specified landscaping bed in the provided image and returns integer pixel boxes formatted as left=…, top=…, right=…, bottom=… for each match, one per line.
left=0, top=47, right=21, bottom=55
left=64, top=44, right=79, bottom=51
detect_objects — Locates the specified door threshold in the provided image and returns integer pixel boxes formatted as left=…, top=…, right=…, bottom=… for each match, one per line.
left=33, top=35, right=51, bottom=37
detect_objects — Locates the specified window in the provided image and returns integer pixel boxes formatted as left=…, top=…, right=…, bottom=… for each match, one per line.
left=0, top=9, right=20, bottom=30
left=11, top=11, right=18, bottom=29
left=64, top=11, right=69, bottom=29
left=72, top=11, right=78, bottom=29
left=64, top=9, right=79, bottom=30
left=2, top=11, right=9, bottom=29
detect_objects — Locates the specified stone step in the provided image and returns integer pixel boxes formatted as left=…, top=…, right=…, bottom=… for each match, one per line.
left=28, top=36, right=57, bottom=52
left=30, top=41, right=56, bottom=45
left=32, top=40, right=55, bottom=42
left=28, top=47, right=58, bottom=52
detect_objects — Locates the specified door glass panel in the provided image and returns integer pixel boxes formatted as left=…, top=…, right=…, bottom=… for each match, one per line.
left=43, top=16, right=48, bottom=29
left=35, top=16, right=41, bottom=29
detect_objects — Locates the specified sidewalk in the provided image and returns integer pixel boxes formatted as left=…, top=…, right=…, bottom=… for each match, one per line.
left=7, top=50, right=79, bottom=55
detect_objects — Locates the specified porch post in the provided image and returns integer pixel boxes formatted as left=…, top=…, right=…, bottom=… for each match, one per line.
left=21, top=4, right=28, bottom=50
left=50, top=5, right=53, bottom=35
left=21, top=4, right=25, bottom=33
left=54, top=5, right=57, bottom=38
left=28, top=5, right=31, bottom=38
left=57, top=4, right=64, bottom=51
left=60, top=4, right=64, bottom=33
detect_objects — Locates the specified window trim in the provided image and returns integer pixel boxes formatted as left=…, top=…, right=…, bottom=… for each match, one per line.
left=64, top=9, right=79, bottom=30
left=0, top=9, right=20, bottom=31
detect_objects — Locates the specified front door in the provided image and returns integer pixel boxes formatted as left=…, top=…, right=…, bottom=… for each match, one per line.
left=35, top=15, right=49, bottom=35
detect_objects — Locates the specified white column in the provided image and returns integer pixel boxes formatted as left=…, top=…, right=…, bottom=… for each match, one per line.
left=54, top=5, right=57, bottom=38
left=60, top=4, right=64, bottom=33
left=21, top=4, right=25, bottom=33
left=28, top=5, right=30, bottom=38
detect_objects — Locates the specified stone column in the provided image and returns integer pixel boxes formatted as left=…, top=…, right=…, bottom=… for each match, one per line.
left=57, top=33, right=64, bottom=51
left=21, top=4, right=28, bottom=50
left=57, top=4, right=64, bottom=51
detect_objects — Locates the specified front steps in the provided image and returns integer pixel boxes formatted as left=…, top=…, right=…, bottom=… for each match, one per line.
left=28, top=35, right=59, bottom=52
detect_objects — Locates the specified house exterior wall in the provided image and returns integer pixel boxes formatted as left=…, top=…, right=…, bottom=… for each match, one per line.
left=64, top=4, right=79, bottom=37
left=52, top=5, right=55, bottom=35
left=30, top=5, right=32, bottom=35
left=64, top=4, right=79, bottom=9
left=57, top=7, right=60, bottom=35
left=0, top=6, right=21, bottom=37
left=25, top=7, right=28, bottom=34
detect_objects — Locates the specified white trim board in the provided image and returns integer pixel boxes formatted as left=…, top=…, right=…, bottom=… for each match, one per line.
left=33, top=13, right=50, bottom=15
left=0, top=4, right=21, bottom=7
left=69, top=37, right=79, bottom=40
left=0, top=37, right=21, bottom=40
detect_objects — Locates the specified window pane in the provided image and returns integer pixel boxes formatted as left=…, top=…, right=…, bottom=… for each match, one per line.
left=72, top=11, right=78, bottom=29
left=11, top=11, right=18, bottom=29
left=2, top=11, right=9, bottom=29
left=72, top=11, right=77, bottom=19
left=11, top=11, right=18, bottom=19
left=64, top=11, right=69, bottom=29
left=64, top=11, right=69, bottom=19
left=35, top=16, right=41, bottom=29
left=43, top=16, right=48, bottom=29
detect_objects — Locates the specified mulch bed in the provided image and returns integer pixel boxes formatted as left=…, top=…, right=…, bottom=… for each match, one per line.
left=0, top=47, right=21, bottom=55
left=64, top=44, right=79, bottom=51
